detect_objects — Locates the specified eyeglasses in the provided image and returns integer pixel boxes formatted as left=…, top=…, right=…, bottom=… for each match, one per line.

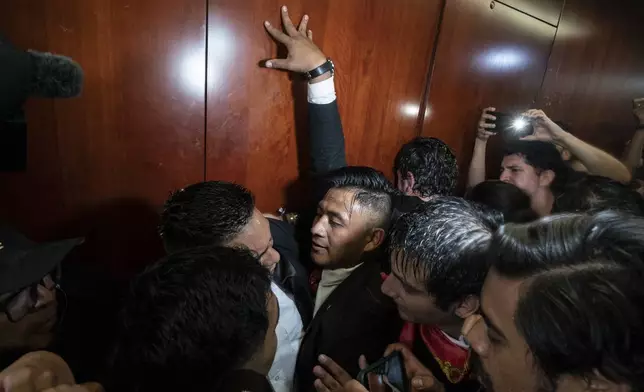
left=0, top=266, right=61, bottom=323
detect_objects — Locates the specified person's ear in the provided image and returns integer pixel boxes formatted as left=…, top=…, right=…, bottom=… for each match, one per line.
left=539, top=169, right=555, bottom=187
left=454, top=295, right=480, bottom=319
left=562, top=149, right=572, bottom=161
left=398, top=171, right=415, bottom=195
left=363, top=228, right=386, bottom=252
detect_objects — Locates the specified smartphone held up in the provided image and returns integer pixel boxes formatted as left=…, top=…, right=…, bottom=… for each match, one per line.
left=488, top=111, right=534, bottom=139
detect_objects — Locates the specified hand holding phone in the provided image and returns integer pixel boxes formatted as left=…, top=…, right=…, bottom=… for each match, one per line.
left=356, top=351, right=409, bottom=392
left=383, top=344, right=446, bottom=392
left=476, top=107, right=497, bottom=142
left=488, top=111, right=534, bottom=139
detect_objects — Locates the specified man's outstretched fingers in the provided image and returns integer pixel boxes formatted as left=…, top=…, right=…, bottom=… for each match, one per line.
left=280, top=6, right=299, bottom=36
left=307, top=29, right=313, bottom=40
left=264, top=21, right=290, bottom=44
left=264, top=58, right=290, bottom=70
left=298, top=14, right=309, bottom=35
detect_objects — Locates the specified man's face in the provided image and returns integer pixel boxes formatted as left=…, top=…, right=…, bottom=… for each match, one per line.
left=230, top=209, right=280, bottom=273
left=311, top=188, right=376, bottom=268
left=0, top=275, right=58, bottom=351
left=381, top=252, right=451, bottom=325
left=465, top=268, right=550, bottom=392
left=500, top=154, right=544, bottom=197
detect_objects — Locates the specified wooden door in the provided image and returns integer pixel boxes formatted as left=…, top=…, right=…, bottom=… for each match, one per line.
left=0, top=0, right=206, bottom=275
left=537, top=0, right=644, bottom=156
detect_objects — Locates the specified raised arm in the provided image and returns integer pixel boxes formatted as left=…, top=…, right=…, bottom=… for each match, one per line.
left=622, top=98, right=644, bottom=174
left=262, top=6, right=346, bottom=175
left=467, top=107, right=497, bottom=188
left=523, top=109, right=632, bottom=184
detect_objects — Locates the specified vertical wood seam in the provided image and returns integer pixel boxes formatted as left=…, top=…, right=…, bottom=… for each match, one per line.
left=534, top=0, right=566, bottom=106
left=203, top=0, right=210, bottom=181
left=416, top=0, right=447, bottom=136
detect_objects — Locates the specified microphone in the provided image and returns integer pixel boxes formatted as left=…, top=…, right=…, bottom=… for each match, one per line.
left=27, top=50, right=84, bottom=98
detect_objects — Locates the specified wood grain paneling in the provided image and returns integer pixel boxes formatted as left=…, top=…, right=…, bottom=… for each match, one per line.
left=0, top=0, right=206, bottom=275
left=3, top=0, right=643, bottom=276
left=536, top=0, right=644, bottom=156
left=497, top=0, right=564, bottom=25
left=206, top=0, right=443, bottom=212
left=421, top=0, right=556, bottom=180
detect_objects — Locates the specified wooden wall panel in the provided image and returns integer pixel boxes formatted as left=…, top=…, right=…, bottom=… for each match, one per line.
left=421, top=0, right=556, bottom=180
left=0, top=0, right=206, bottom=275
left=536, top=0, right=644, bottom=156
left=206, top=0, right=443, bottom=212
left=496, top=0, right=564, bottom=25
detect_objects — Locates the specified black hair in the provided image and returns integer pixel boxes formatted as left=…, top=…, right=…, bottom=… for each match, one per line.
left=465, top=180, right=538, bottom=223
left=490, top=211, right=644, bottom=279
left=159, top=181, right=255, bottom=253
left=393, top=137, right=458, bottom=198
left=107, top=246, right=272, bottom=392
left=389, top=196, right=501, bottom=310
left=516, top=262, right=644, bottom=390
left=553, top=175, right=644, bottom=216
left=503, top=140, right=572, bottom=190
left=489, top=213, right=644, bottom=389
left=323, top=166, right=394, bottom=229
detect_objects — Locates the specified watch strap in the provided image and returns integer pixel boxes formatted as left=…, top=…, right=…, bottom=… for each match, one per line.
left=305, top=59, right=334, bottom=80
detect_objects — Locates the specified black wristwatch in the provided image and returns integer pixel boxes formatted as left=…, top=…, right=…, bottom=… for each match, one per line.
left=304, top=58, right=334, bottom=80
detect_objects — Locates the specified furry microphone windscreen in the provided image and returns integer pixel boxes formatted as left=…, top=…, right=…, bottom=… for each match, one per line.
left=27, top=50, right=84, bottom=98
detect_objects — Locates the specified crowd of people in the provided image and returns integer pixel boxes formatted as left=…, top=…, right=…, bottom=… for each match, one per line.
left=1, top=6, right=644, bottom=392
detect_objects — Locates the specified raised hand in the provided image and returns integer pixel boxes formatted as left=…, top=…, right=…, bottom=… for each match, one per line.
left=520, top=109, right=564, bottom=142
left=263, top=6, right=327, bottom=73
left=477, top=107, right=497, bottom=142
left=384, top=344, right=445, bottom=392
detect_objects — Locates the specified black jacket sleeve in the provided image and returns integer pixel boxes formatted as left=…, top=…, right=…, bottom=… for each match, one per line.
left=269, top=218, right=314, bottom=327
left=308, top=101, right=347, bottom=175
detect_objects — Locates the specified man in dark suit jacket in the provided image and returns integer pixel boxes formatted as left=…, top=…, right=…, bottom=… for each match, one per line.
left=263, top=7, right=402, bottom=391
left=159, top=181, right=313, bottom=392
